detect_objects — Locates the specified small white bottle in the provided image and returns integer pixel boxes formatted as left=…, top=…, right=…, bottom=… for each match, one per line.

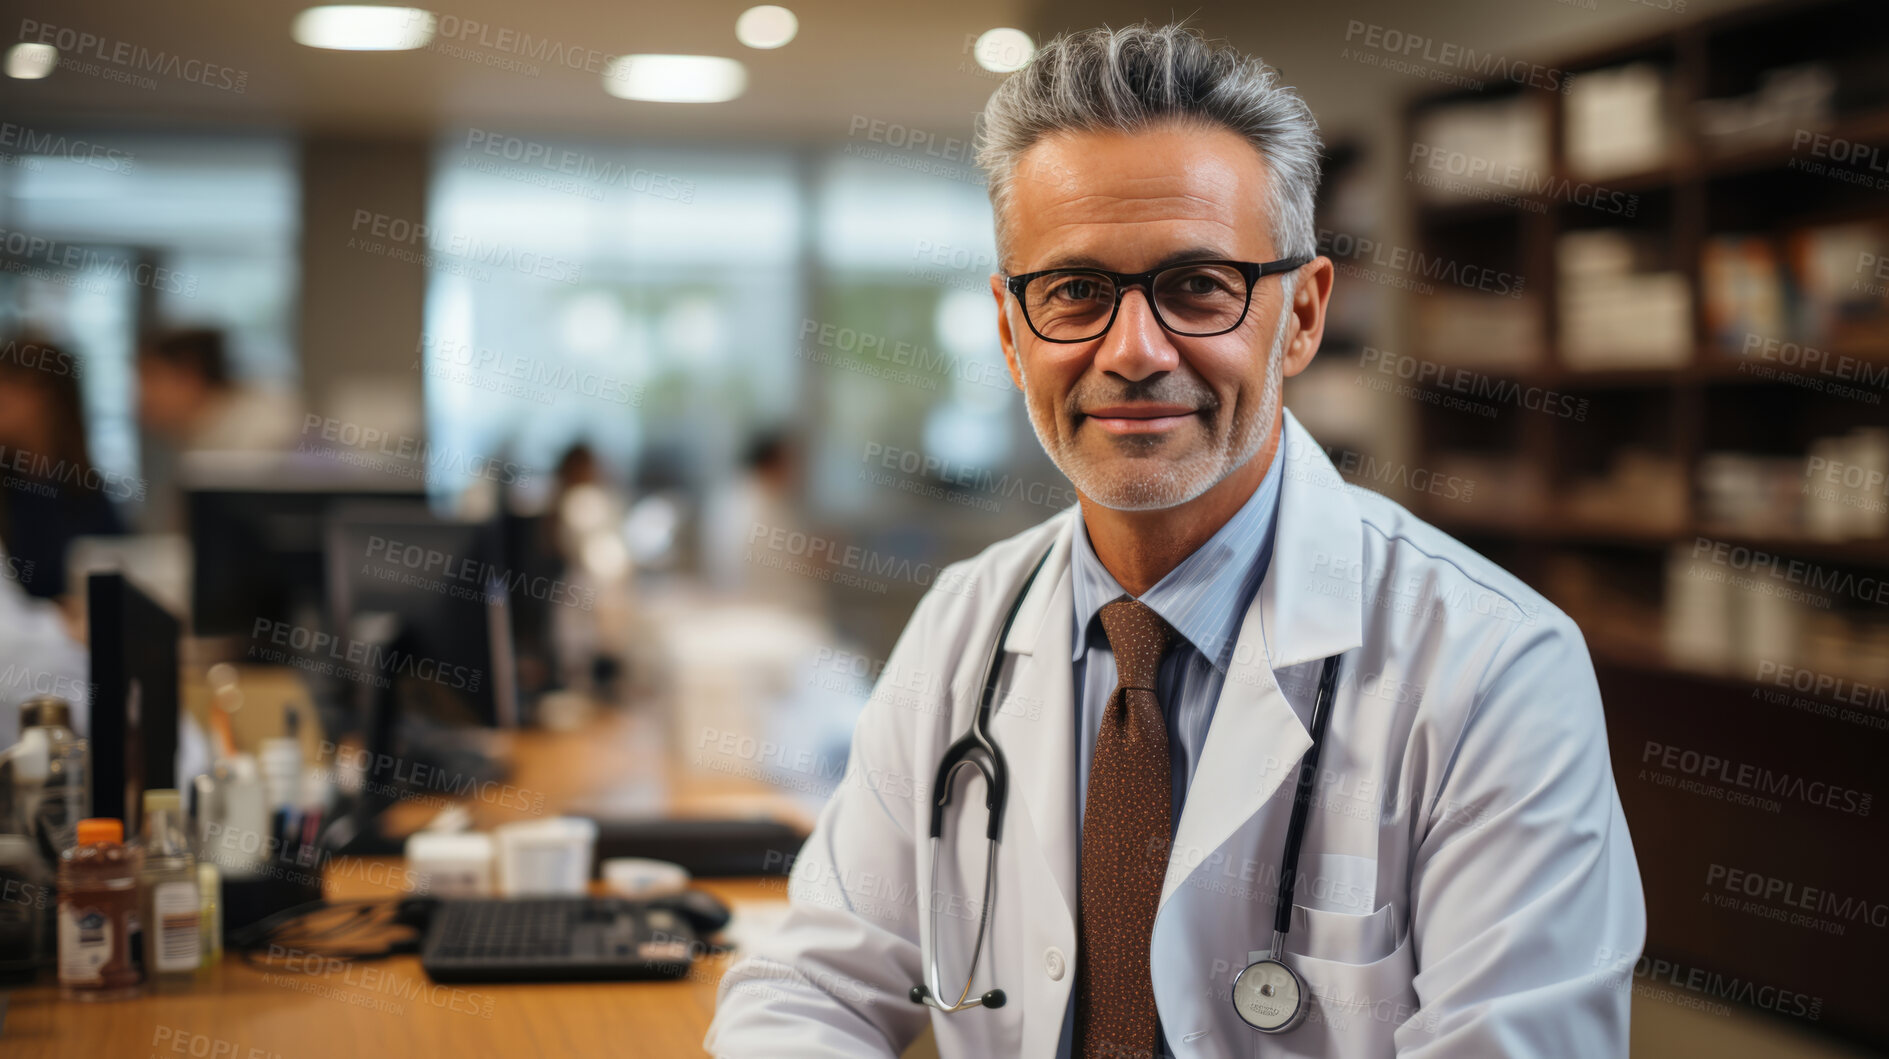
left=138, top=789, right=201, bottom=992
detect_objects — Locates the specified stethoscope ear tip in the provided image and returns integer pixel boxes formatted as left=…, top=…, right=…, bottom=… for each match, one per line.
left=981, top=989, right=1007, bottom=1009
left=909, top=985, right=930, bottom=1005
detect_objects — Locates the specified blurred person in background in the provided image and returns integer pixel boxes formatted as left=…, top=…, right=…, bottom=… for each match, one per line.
left=0, top=538, right=91, bottom=746
left=700, top=428, right=819, bottom=612
left=0, top=336, right=124, bottom=600
left=136, top=327, right=301, bottom=531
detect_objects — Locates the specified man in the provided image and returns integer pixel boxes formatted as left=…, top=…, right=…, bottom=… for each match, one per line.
left=706, top=24, right=1644, bottom=1058
left=137, top=327, right=301, bottom=531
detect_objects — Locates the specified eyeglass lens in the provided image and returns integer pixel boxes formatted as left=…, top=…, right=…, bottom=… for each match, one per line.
left=1021, top=263, right=1250, bottom=340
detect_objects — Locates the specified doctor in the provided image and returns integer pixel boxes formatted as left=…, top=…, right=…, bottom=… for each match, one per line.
left=707, top=23, right=1645, bottom=1059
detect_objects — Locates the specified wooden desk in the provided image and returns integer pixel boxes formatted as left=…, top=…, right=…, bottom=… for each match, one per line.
left=1, top=698, right=807, bottom=1059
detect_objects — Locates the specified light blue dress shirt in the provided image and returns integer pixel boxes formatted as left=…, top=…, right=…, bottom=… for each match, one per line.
left=1053, top=452, right=1284, bottom=1059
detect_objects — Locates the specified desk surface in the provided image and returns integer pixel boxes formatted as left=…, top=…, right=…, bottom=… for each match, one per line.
left=2, top=685, right=808, bottom=1059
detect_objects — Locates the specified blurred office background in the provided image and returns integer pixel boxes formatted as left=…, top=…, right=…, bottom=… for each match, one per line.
left=2, top=0, right=1887, bottom=1055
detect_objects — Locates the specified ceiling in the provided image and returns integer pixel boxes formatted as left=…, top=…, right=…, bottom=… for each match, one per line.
left=0, top=0, right=1035, bottom=142
left=0, top=0, right=1763, bottom=146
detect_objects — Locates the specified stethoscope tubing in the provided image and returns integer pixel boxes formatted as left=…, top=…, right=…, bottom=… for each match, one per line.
left=914, top=538, right=1344, bottom=1023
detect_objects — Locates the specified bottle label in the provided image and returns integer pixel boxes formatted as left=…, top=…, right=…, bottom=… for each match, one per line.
left=153, top=880, right=203, bottom=972
left=57, top=902, right=111, bottom=985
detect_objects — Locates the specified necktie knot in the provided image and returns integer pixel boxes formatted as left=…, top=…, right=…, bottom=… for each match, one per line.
left=1098, top=599, right=1173, bottom=691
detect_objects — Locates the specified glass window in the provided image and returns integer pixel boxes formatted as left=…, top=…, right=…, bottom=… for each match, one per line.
left=0, top=133, right=298, bottom=489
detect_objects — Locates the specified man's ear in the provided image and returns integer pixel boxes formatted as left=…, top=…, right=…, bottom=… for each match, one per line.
left=992, top=273, right=1025, bottom=391
left=1281, top=255, right=1335, bottom=379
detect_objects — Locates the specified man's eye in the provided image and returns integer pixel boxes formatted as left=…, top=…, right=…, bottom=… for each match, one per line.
left=1050, top=277, right=1106, bottom=302
left=1171, top=272, right=1227, bottom=295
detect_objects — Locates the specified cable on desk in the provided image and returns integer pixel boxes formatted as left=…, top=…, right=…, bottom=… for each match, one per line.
left=228, top=896, right=440, bottom=968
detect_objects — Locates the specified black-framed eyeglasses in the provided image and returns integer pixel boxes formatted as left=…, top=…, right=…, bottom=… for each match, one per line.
left=1002, top=255, right=1311, bottom=344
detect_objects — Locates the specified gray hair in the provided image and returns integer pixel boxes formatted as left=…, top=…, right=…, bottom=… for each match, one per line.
left=977, top=23, right=1322, bottom=267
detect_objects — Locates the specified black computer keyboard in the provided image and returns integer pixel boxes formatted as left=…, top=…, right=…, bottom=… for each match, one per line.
left=420, top=897, right=702, bottom=983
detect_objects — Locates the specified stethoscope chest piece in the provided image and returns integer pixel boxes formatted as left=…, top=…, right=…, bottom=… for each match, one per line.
left=1231, top=957, right=1308, bottom=1033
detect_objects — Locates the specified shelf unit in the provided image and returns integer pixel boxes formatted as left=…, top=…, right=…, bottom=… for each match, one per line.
left=1401, top=0, right=1889, bottom=669
left=1400, top=4, right=1889, bottom=1051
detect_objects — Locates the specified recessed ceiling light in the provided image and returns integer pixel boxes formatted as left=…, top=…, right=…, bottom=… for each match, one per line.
left=292, top=6, right=436, bottom=51
left=974, top=28, right=1034, bottom=73
left=603, top=55, right=747, bottom=103
left=5, top=43, right=57, bottom=80
left=735, top=6, right=798, bottom=50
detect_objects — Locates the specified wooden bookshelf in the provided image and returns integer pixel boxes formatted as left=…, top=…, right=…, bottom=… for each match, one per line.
left=1402, top=0, right=1889, bottom=611
left=1399, top=5, right=1889, bottom=1050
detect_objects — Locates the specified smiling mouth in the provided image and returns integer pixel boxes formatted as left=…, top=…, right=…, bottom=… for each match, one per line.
left=1080, top=404, right=1199, bottom=435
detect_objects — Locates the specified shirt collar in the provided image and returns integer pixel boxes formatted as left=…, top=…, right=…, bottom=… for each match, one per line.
left=1069, top=450, right=1284, bottom=672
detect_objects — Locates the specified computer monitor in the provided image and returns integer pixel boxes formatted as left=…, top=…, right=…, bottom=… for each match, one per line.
left=323, top=501, right=519, bottom=730
left=88, top=571, right=181, bottom=835
left=184, top=454, right=425, bottom=637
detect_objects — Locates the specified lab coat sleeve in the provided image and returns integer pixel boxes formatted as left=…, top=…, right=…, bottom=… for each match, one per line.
left=0, top=549, right=90, bottom=747
left=1397, top=613, right=1646, bottom=1056
left=703, top=575, right=956, bottom=1058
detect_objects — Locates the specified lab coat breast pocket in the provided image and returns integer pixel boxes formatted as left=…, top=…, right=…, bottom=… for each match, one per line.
left=1257, top=903, right=1420, bottom=1059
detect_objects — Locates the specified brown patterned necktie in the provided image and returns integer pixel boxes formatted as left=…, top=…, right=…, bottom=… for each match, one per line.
left=1075, top=599, right=1175, bottom=1059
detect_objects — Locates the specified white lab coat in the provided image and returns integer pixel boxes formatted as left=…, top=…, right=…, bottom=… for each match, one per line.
left=705, top=410, right=1646, bottom=1057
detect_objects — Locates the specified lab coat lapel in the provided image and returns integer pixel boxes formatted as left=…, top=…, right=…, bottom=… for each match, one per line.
left=983, top=512, right=1080, bottom=925
left=1160, top=409, right=1365, bottom=909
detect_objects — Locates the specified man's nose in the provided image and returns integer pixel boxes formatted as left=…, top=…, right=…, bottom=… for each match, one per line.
left=1093, top=286, right=1180, bottom=381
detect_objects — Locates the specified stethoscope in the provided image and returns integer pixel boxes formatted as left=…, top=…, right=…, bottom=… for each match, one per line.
left=910, top=545, right=1344, bottom=1036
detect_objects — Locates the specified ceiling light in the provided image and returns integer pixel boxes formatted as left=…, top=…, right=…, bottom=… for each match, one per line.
left=603, top=55, right=747, bottom=103
left=5, top=43, right=57, bottom=80
left=974, top=28, right=1034, bottom=73
left=292, top=6, right=436, bottom=51
left=735, top=6, right=798, bottom=49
